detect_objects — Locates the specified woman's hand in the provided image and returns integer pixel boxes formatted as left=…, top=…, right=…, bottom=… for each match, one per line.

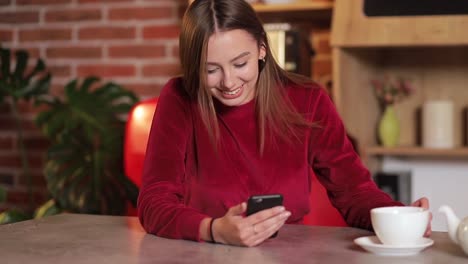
left=212, top=202, right=291, bottom=247
left=410, top=197, right=432, bottom=237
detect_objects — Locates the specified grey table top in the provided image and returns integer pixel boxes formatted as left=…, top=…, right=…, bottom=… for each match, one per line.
left=0, top=213, right=466, bottom=264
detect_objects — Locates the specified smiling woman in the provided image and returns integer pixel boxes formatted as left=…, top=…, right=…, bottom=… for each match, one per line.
left=137, top=0, right=431, bottom=248
left=205, top=30, right=264, bottom=107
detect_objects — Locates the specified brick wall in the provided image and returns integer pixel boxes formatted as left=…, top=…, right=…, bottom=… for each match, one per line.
left=0, top=0, right=332, bottom=213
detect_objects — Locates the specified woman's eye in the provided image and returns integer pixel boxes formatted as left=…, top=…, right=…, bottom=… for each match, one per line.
left=207, top=68, right=218, bottom=74
left=234, top=62, right=247, bottom=68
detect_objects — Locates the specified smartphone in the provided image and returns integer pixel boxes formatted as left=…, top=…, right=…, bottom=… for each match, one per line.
left=246, top=194, right=284, bottom=238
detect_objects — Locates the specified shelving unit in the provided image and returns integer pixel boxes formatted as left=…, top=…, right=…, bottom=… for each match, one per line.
left=365, top=146, right=468, bottom=158
left=252, top=1, right=333, bottom=23
left=252, top=1, right=333, bottom=12
left=331, top=0, right=468, bottom=167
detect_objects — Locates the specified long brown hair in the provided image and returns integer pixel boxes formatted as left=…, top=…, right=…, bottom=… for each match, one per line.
left=180, top=0, right=314, bottom=153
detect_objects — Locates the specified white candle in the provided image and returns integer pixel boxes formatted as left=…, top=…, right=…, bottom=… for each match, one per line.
left=422, top=100, right=454, bottom=149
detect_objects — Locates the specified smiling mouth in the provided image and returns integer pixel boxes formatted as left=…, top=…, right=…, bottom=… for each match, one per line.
left=222, top=87, right=241, bottom=96
left=221, top=83, right=244, bottom=96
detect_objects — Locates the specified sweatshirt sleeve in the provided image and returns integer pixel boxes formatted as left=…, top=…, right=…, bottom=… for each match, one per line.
left=137, top=78, right=207, bottom=241
left=307, top=88, right=403, bottom=230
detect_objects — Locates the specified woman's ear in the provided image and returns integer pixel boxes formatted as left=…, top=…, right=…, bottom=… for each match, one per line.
left=259, top=43, right=266, bottom=60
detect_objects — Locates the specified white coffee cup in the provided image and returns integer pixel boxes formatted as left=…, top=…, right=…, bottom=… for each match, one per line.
left=371, top=206, right=429, bottom=246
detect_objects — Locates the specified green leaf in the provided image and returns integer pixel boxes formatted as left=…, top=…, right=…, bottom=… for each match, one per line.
left=1, top=48, right=11, bottom=82
left=25, top=58, right=46, bottom=81
left=64, top=79, right=78, bottom=99
left=0, top=186, right=7, bottom=203
left=13, top=50, right=29, bottom=81
left=0, top=210, right=31, bottom=224
left=38, top=76, right=140, bottom=215
left=80, top=76, right=100, bottom=92
left=34, top=199, right=61, bottom=219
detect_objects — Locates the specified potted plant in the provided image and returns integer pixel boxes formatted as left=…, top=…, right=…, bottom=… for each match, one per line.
left=0, top=48, right=51, bottom=223
left=371, top=75, right=414, bottom=147
left=36, top=76, right=140, bottom=215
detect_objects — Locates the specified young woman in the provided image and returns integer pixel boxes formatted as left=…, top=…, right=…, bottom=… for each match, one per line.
left=137, top=0, right=431, bottom=247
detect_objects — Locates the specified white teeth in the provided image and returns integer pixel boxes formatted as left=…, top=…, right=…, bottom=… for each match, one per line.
left=222, top=87, right=241, bottom=95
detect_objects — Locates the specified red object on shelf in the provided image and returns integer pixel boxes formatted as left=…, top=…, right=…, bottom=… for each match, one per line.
left=123, top=97, right=346, bottom=226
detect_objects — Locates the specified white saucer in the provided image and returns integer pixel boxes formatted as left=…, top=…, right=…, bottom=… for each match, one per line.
left=354, top=236, right=434, bottom=256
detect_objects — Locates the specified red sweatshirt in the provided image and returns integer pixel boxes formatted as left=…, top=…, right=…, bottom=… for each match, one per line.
left=137, top=77, right=402, bottom=241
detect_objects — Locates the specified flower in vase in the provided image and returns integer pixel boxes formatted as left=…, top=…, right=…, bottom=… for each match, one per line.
left=371, top=75, right=414, bottom=108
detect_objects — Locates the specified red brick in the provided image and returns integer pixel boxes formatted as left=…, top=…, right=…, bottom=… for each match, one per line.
left=177, top=3, right=187, bottom=18
left=13, top=47, right=40, bottom=58
left=143, top=25, right=180, bottom=39
left=171, top=45, right=179, bottom=57
left=46, top=46, right=102, bottom=59
left=48, top=64, right=71, bottom=77
left=45, top=9, right=101, bottom=23
left=79, top=0, right=130, bottom=3
left=0, top=29, right=13, bottom=42
left=0, top=117, right=39, bottom=132
left=17, top=100, right=49, bottom=114
left=77, top=64, right=136, bottom=78
left=0, top=0, right=11, bottom=6
left=0, top=102, right=10, bottom=114
left=49, top=83, right=66, bottom=97
left=0, top=135, right=14, bottom=149
left=0, top=154, right=21, bottom=167
left=108, top=44, right=165, bottom=58
left=79, top=26, right=135, bottom=40
left=0, top=173, right=14, bottom=185
left=17, top=0, right=71, bottom=5
left=18, top=172, right=47, bottom=188
left=0, top=152, right=44, bottom=168
left=0, top=11, right=39, bottom=24
left=109, top=6, right=173, bottom=21
left=6, top=190, right=29, bottom=204
left=7, top=190, right=46, bottom=204
left=19, top=28, right=71, bottom=42
left=142, top=63, right=181, bottom=77
left=123, top=82, right=163, bottom=97
left=23, top=136, right=50, bottom=150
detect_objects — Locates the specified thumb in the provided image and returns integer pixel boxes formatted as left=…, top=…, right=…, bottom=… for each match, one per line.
left=227, top=202, right=246, bottom=216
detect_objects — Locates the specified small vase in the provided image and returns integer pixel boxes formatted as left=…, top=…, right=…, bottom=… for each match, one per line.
left=378, top=105, right=399, bottom=147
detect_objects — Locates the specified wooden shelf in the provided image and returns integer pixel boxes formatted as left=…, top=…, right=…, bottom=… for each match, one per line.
left=252, top=1, right=333, bottom=23
left=252, top=2, right=333, bottom=13
left=331, top=0, right=468, bottom=47
left=366, top=146, right=468, bottom=158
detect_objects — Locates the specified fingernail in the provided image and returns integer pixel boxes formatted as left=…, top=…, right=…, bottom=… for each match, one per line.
left=277, top=206, right=285, bottom=212
left=283, top=211, right=291, bottom=218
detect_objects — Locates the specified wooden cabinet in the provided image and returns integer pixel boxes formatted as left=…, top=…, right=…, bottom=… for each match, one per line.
left=331, top=0, right=468, bottom=168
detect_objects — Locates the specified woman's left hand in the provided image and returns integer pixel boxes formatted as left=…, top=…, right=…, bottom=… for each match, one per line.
left=410, top=197, right=432, bottom=237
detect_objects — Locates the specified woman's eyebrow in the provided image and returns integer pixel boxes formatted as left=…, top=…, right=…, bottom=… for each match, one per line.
left=230, top=51, right=250, bottom=62
left=206, top=51, right=251, bottom=65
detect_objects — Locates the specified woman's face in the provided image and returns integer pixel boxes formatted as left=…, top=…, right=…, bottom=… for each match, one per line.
left=205, top=29, right=265, bottom=107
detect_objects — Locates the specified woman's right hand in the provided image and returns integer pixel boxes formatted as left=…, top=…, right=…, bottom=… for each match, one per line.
left=211, top=202, right=291, bottom=247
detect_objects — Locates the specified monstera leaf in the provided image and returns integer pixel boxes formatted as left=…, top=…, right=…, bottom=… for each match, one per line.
left=0, top=47, right=51, bottom=220
left=36, top=77, right=139, bottom=215
left=0, top=48, right=51, bottom=102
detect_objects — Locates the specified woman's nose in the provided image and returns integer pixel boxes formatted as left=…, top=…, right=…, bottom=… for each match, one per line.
left=221, top=70, right=235, bottom=89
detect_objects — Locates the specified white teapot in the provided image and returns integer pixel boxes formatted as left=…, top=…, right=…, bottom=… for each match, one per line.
left=439, top=205, right=468, bottom=255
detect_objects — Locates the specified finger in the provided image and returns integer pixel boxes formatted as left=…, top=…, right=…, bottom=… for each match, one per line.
left=424, top=212, right=433, bottom=237
left=247, top=206, right=285, bottom=224
left=248, top=216, right=288, bottom=247
left=252, top=210, right=290, bottom=233
left=411, top=197, right=429, bottom=209
left=227, top=202, right=247, bottom=216
left=244, top=211, right=290, bottom=246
